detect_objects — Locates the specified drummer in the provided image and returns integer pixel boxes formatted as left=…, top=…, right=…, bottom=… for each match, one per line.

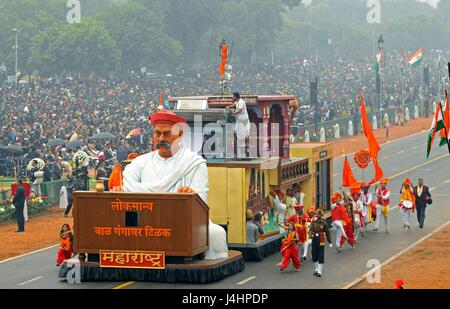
left=399, top=178, right=416, bottom=230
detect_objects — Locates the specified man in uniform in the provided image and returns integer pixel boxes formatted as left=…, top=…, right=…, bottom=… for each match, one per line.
left=13, top=177, right=26, bottom=232
left=309, top=209, right=332, bottom=277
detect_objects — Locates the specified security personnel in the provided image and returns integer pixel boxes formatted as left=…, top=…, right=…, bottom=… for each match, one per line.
left=309, top=209, right=332, bottom=277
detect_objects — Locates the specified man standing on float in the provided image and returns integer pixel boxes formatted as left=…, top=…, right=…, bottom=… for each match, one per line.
left=123, top=109, right=228, bottom=260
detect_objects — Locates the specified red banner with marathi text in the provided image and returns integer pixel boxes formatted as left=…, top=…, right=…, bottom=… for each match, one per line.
left=100, top=250, right=165, bottom=269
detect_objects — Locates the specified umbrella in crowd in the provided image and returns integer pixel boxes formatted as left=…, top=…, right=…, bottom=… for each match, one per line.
left=90, top=132, right=116, bottom=140
left=66, top=140, right=84, bottom=150
left=126, top=129, right=141, bottom=139
left=48, top=138, right=65, bottom=148
left=0, top=145, right=27, bottom=155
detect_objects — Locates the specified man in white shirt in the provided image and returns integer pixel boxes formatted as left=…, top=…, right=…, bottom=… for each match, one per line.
left=123, top=109, right=228, bottom=260
left=227, top=92, right=250, bottom=158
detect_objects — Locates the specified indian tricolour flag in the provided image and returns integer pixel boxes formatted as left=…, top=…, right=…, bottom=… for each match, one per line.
left=427, top=100, right=445, bottom=158
left=439, top=90, right=449, bottom=147
left=407, top=48, right=423, bottom=67
left=374, top=49, right=383, bottom=76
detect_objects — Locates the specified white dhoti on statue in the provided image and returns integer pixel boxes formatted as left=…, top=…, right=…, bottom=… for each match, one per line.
left=123, top=148, right=229, bottom=260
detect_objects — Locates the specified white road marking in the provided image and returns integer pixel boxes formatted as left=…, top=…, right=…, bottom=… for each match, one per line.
left=412, top=146, right=419, bottom=149
left=237, top=276, right=257, bottom=286
left=342, top=219, right=450, bottom=289
left=397, top=150, right=406, bottom=154
left=429, top=187, right=436, bottom=191
left=0, top=244, right=59, bottom=264
left=444, top=180, right=450, bottom=184
left=381, top=155, right=391, bottom=160
left=17, top=276, right=43, bottom=286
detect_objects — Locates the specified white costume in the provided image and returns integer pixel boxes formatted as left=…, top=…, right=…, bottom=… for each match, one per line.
left=331, top=202, right=348, bottom=247
left=375, top=187, right=390, bottom=232
left=234, top=98, right=250, bottom=158
left=123, top=147, right=228, bottom=260
left=399, top=187, right=415, bottom=229
left=272, top=194, right=286, bottom=231
left=361, top=191, right=372, bottom=225
left=352, top=198, right=365, bottom=241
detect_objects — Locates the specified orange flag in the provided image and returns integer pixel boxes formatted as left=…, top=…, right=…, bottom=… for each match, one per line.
left=360, top=95, right=381, bottom=159
left=342, top=156, right=359, bottom=188
left=368, top=159, right=384, bottom=185
left=219, top=44, right=228, bottom=78
left=158, top=92, right=164, bottom=107
left=108, top=164, right=123, bottom=190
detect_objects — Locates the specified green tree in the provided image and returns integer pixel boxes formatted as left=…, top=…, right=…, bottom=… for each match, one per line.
left=29, top=19, right=121, bottom=77
left=99, top=2, right=182, bottom=73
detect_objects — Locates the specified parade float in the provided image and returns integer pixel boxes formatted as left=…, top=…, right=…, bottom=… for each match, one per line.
left=58, top=94, right=333, bottom=284
left=170, top=94, right=333, bottom=261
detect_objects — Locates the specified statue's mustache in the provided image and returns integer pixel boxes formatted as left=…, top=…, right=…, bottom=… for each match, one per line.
left=156, top=141, right=171, bottom=149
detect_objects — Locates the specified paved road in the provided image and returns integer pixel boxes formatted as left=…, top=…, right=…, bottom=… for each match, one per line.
left=1, top=131, right=449, bottom=289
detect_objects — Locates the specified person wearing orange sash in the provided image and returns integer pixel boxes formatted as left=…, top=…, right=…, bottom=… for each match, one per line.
left=399, top=178, right=416, bottom=230
left=57, top=224, right=73, bottom=266
left=285, top=205, right=309, bottom=262
left=279, top=221, right=301, bottom=272
left=339, top=199, right=355, bottom=250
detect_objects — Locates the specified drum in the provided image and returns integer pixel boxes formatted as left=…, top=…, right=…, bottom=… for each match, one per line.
left=402, top=200, right=413, bottom=209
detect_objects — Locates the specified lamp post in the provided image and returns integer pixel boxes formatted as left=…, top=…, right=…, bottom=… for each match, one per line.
left=13, top=29, right=18, bottom=84
left=377, top=34, right=384, bottom=128
left=0, top=63, right=6, bottom=84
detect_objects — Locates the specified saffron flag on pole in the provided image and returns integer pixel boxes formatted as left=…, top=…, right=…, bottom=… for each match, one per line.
left=439, top=90, right=449, bottom=147
left=427, top=100, right=445, bottom=158
left=219, top=43, right=228, bottom=78
left=360, top=95, right=382, bottom=159
left=342, top=156, right=359, bottom=188
left=407, top=48, right=423, bottom=67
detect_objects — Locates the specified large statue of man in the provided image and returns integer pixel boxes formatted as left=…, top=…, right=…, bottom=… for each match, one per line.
left=123, top=109, right=228, bottom=260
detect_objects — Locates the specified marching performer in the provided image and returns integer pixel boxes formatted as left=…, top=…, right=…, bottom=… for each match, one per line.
left=285, top=206, right=309, bottom=262
left=279, top=221, right=301, bottom=272
left=309, top=209, right=332, bottom=277
left=399, top=178, right=416, bottom=230
left=361, top=184, right=374, bottom=225
left=350, top=186, right=365, bottom=240
left=339, top=193, right=356, bottom=250
left=374, top=178, right=390, bottom=233
left=331, top=192, right=349, bottom=251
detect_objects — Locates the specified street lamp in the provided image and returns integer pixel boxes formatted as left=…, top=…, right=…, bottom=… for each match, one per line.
left=377, top=34, right=384, bottom=50
left=377, top=34, right=384, bottom=128
left=12, top=29, right=18, bottom=84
